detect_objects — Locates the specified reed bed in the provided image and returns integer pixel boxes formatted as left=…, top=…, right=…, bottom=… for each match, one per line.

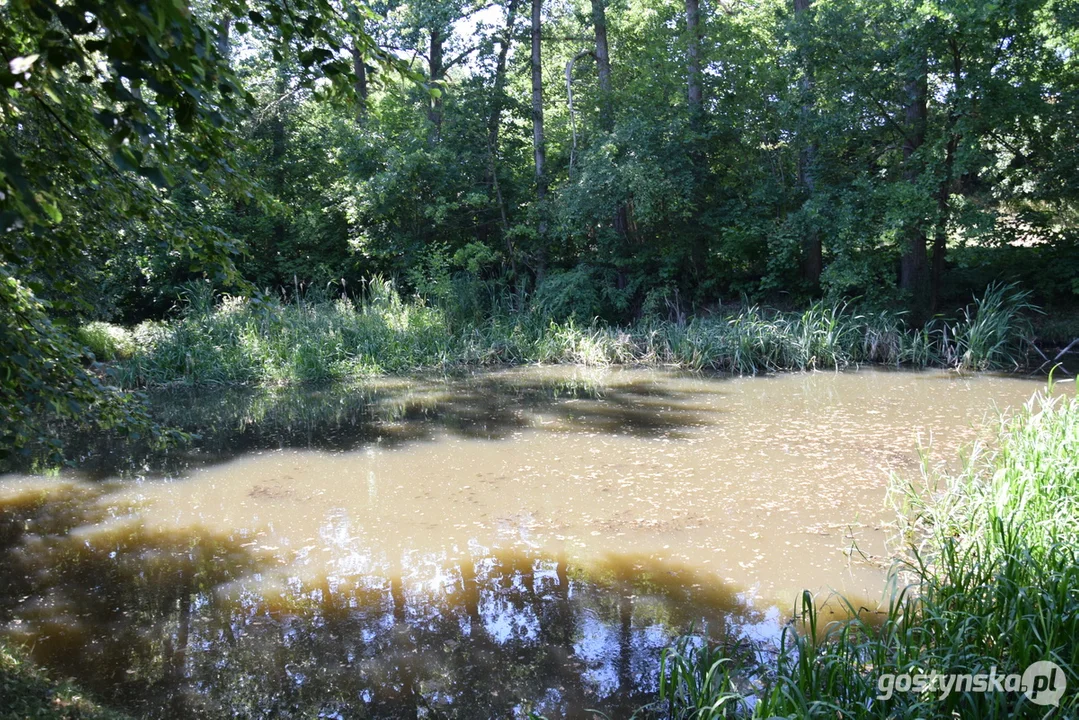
left=95, top=282, right=1039, bottom=388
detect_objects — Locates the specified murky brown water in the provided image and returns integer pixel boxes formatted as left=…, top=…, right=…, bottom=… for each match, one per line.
left=0, top=367, right=1060, bottom=718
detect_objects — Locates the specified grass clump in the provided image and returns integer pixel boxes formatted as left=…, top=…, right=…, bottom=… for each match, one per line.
left=75, top=321, right=135, bottom=362
left=115, top=280, right=456, bottom=387
left=0, top=641, right=131, bottom=719
left=647, top=381, right=1079, bottom=719
left=937, top=282, right=1038, bottom=371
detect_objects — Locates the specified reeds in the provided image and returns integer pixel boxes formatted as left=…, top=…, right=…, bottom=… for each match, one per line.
left=936, top=282, right=1037, bottom=371
left=96, top=283, right=1039, bottom=388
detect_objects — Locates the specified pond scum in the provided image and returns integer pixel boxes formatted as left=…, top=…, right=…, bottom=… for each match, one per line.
left=649, top=381, right=1079, bottom=719
left=87, top=281, right=1037, bottom=388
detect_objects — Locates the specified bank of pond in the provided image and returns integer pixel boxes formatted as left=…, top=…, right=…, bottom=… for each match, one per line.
left=79, top=283, right=1055, bottom=391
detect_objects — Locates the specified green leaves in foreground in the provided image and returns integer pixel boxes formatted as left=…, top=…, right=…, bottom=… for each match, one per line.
left=0, top=265, right=180, bottom=468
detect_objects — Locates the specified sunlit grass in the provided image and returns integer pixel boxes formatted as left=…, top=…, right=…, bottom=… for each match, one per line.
left=75, top=321, right=136, bottom=362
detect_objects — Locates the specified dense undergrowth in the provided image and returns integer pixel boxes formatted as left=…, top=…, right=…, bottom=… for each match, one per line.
left=650, top=381, right=1079, bottom=719
left=92, top=282, right=1038, bottom=388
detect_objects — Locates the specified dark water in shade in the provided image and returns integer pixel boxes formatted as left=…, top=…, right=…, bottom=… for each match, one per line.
left=0, top=367, right=1061, bottom=718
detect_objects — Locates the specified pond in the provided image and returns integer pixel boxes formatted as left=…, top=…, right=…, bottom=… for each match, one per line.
left=0, top=367, right=1058, bottom=718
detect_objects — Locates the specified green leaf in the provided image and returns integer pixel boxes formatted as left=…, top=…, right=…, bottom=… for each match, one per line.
left=139, top=165, right=171, bottom=189
left=38, top=199, right=62, bottom=223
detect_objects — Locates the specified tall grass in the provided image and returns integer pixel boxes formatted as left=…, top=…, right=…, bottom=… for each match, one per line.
left=113, top=279, right=456, bottom=386
left=935, top=282, right=1038, bottom=371
left=76, top=321, right=136, bottom=361
left=102, top=282, right=1038, bottom=388
left=649, top=382, right=1079, bottom=719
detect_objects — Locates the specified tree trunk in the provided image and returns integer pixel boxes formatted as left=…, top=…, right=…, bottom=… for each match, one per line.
left=685, top=0, right=702, bottom=117
left=487, top=0, right=520, bottom=268
left=271, top=65, right=288, bottom=285
left=531, top=0, right=548, bottom=279
left=427, top=27, right=444, bottom=144
left=794, top=0, right=822, bottom=287
left=930, top=39, right=962, bottom=314
left=899, top=47, right=929, bottom=315
left=931, top=136, right=957, bottom=314
left=680, top=0, right=707, bottom=281
left=590, top=0, right=630, bottom=245
left=591, top=0, right=613, bottom=132
left=350, top=33, right=368, bottom=124
left=565, top=49, right=594, bottom=172
left=487, top=0, right=519, bottom=154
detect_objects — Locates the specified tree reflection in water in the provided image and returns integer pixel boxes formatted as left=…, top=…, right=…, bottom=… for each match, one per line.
left=50, top=366, right=723, bottom=481
left=0, top=482, right=778, bottom=719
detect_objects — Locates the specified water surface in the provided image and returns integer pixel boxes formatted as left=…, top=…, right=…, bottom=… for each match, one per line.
left=0, top=367, right=1057, bottom=718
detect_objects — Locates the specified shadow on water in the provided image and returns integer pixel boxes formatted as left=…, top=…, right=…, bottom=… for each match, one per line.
left=0, top=481, right=776, bottom=719
left=54, top=367, right=732, bottom=479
